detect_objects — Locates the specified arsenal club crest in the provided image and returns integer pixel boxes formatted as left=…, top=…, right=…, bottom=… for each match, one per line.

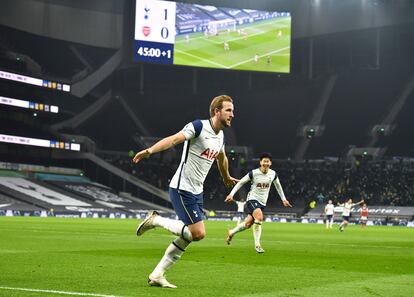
left=142, top=26, right=151, bottom=37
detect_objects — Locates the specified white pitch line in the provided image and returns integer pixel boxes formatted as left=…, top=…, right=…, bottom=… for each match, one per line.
left=0, top=286, right=124, bottom=297
left=227, top=46, right=290, bottom=69
left=174, top=48, right=228, bottom=68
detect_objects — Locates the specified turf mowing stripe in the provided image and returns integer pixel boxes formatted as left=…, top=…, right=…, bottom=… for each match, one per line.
left=0, top=286, right=124, bottom=297
left=174, top=49, right=227, bottom=68
left=228, top=46, right=290, bottom=68
left=175, top=46, right=290, bottom=70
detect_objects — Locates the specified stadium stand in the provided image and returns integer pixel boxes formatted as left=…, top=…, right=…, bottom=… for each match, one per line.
left=0, top=162, right=174, bottom=217
left=0, top=24, right=115, bottom=81
left=105, top=154, right=414, bottom=217
left=0, top=2, right=413, bottom=223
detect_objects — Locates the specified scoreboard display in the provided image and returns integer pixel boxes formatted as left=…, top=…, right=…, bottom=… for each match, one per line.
left=134, top=0, right=176, bottom=64
left=134, top=0, right=292, bottom=73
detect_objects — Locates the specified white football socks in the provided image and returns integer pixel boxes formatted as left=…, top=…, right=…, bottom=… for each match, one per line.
left=253, top=221, right=262, bottom=247
left=230, top=222, right=246, bottom=237
left=152, top=216, right=193, bottom=242
left=151, top=237, right=191, bottom=277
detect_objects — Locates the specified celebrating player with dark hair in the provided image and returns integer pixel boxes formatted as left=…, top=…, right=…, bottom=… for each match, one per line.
left=225, top=153, right=292, bottom=253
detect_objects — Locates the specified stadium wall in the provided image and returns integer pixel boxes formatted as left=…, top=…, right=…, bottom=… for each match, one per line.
left=0, top=0, right=123, bottom=48
left=1, top=0, right=414, bottom=48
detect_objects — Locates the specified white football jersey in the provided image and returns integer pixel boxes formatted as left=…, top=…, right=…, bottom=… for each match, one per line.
left=340, top=202, right=357, bottom=216
left=230, top=168, right=286, bottom=206
left=170, top=119, right=225, bottom=194
left=325, top=203, right=334, bottom=215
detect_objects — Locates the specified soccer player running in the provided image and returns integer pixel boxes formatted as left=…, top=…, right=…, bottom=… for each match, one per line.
left=224, top=153, right=292, bottom=253
left=133, top=95, right=238, bottom=288
left=337, top=198, right=364, bottom=232
left=360, top=202, right=369, bottom=229
left=324, top=199, right=334, bottom=229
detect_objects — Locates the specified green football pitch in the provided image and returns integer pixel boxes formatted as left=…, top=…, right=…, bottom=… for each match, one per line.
left=174, top=17, right=291, bottom=73
left=1, top=217, right=413, bottom=297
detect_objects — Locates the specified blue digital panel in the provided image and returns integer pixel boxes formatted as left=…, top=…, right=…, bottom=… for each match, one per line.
left=134, top=40, right=174, bottom=64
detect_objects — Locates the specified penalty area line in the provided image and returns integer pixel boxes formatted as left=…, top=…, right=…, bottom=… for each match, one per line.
left=0, top=286, right=125, bottom=297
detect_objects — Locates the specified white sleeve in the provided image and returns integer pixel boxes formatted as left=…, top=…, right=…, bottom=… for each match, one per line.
left=181, top=122, right=196, bottom=140
left=229, top=174, right=251, bottom=196
left=272, top=177, right=287, bottom=201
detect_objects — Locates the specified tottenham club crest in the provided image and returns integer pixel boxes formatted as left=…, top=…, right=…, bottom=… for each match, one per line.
left=142, top=26, right=151, bottom=37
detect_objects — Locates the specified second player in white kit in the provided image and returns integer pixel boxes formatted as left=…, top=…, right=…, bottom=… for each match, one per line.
left=225, top=153, right=292, bottom=253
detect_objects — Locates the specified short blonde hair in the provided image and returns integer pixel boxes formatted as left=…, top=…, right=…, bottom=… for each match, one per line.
left=209, top=95, right=233, bottom=117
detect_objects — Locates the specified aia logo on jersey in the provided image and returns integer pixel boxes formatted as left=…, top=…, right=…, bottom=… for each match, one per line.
left=256, top=183, right=270, bottom=189
left=200, top=148, right=219, bottom=160
left=142, top=26, right=151, bottom=37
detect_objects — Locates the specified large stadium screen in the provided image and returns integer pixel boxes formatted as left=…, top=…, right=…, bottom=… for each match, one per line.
left=134, top=0, right=291, bottom=73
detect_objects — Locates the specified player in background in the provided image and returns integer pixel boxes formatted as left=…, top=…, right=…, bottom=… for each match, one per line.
left=254, top=54, right=259, bottom=64
left=324, top=199, right=334, bottom=229
left=224, top=153, right=292, bottom=253
left=133, top=95, right=237, bottom=288
left=234, top=198, right=246, bottom=225
left=267, top=55, right=271, bottom=66
left=360, top=203, right=368, bottom=229
left=185, top=34, right=190, bottom=43
left=224, top=41, right=230, bottom=51
left=337, top=198, right=364, bottom=232
left=277, top=29, right=282, bottom=38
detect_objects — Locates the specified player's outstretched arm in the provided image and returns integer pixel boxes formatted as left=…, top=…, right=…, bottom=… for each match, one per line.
left=273, top=177, right=292, bottom=207
left=216, top=151, right=239, bottom=187
left=132, top=132, right=186, bottom=164
left=225, top=174, right=250, bottom=203
left=350, top=200, right=364, bottom=207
